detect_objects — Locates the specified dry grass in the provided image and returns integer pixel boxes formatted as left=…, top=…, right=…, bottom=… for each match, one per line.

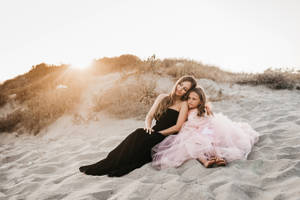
left=0, top=63, right=88, bottom=134
left=90, top=54, right=143, bottom=75
left=159, top=59, right=235, bottom=82
left=236, top=68, right=300, bottom=90
left=0, top=93, right=8, bottom=107
left=0, top=110, right=22, bottom=133
left=1, top=55, right=299, bottom=135
left=93, top=76, right=158, bottom=119
left=0, top=63, right=69, bottom=103
left=89, top=55, right=236, bottom=83
left=21, top=86, right=83, bottom=134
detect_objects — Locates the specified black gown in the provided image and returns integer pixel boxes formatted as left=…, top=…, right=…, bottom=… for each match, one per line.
left=79, top=108, right=179, bottom=177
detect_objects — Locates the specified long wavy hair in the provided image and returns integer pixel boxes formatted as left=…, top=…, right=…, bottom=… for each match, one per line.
left=154, top=76, right=197, bottom=120
left=188, top=87, right=209, bottom=117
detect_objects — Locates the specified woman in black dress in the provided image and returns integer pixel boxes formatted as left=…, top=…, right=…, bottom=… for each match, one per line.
left=79, top=76, right=197, bottom=177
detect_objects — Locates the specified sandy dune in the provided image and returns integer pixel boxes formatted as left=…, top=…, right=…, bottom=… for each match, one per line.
left=1, top=75, right=300, bottom=200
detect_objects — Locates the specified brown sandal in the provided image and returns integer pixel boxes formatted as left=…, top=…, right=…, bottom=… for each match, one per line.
left=197, top=158, right=216, bottom=168
left=215, top=157, right=227, bottom=166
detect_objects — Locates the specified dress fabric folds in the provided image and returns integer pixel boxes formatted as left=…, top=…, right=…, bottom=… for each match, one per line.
left=79, top=108, right=179, bottom=176
left=152, top=109, right=259, bottom=169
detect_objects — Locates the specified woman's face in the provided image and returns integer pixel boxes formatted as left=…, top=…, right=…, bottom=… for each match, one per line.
left=187, top=91, right=201, bottom=109
left=175, top=81, right=192, bottom=97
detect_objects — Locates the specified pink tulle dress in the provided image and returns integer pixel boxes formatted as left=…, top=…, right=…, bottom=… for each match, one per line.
left=151, top=109, right=259, bottom=169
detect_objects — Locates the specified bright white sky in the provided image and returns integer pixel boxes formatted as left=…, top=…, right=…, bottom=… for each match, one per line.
left=0, top=0, right=299, bottom=82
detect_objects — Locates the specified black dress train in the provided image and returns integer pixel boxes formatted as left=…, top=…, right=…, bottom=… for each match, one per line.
left=79, top=108, right=179, bottom=177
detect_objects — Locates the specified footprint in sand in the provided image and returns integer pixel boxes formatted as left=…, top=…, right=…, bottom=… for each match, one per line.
left=278, top=146, right=300, bottom=154
left=27, top=165, right=57, bottom=175
left=273, top=193, right=287, bottom=200
left=90, top=190, right=114, bottom=200
left=208, top=180, right=227, bottom=192
left=42, top=194, right=68, bottom=200
left=0, top=151, right=28, bottom=164
left=52, top=173, right=75, bottom=184
left=275, top=115, right=298, bottom=123
left=214, top=183, right=263, bottom=200
left=295, top=120, right=300, bottom=125
left=277, top=152, right=300, bottom=160
left=262, top=166, right=300, bottom=185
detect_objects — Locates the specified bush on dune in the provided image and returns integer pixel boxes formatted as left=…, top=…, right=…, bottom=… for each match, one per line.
left=0, top=64, right=88, bottom=134
left=90, top=54, right=143, bottom=75
left=0, top=110, right=22, bottom=133
left=1, top=55, right=299, bottom=135
left=0, top=93, right=8, bottom=107
left=93, top=76, right=157, bottom=119
left=22, top=85, right=83, bottom=134
left=236, top=68, right=300, bottom=90
left=160, top=59, right=235, bottom=82
left=90, top=54, right=236, bottom=83
left=0, top=63, right=69, bottom=104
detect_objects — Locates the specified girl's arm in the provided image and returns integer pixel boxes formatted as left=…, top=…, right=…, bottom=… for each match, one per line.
left=158, top=101, right=189, bottom=136
left=205, top=102, right=214, bottom=116
left=144, top=94, right=168, bottom=133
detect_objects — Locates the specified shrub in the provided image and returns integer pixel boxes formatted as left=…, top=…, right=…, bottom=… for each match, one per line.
left=159, top=59, right=235, bottom=82
left=90, top=54, right=143, bottom=75
left=0, top=93, right=7, bottom=107
left=0, top=66, right=88, bottom=134
left=0, top=63, right=69, bottom=103
left=0, top=110, right=23, bottom=133
left=236, top=68, right=300, bottom=90
left=93, top=76, right=157, bottom=119
left=23, top=85, right=83, bottom=134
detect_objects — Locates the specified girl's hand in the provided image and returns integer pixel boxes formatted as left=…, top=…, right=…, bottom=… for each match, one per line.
left=144, top=127, right=154, bottom=134
left=205, top=102, right=213, bottom=116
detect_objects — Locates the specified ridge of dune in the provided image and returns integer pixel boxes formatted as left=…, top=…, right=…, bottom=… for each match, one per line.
left=1, top=74, right=300, bottom=200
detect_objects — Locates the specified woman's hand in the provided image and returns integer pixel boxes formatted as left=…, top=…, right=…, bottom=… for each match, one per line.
left=144, top=94, right=168, bottom=135
left=144, top=127, right=154, bottom=134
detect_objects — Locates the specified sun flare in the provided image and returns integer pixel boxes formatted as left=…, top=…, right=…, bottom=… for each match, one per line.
left=69, top=59, right=92, bottom=70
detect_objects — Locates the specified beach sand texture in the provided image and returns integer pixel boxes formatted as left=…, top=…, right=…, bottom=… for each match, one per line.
left=1, top=75, right=300, bottom=200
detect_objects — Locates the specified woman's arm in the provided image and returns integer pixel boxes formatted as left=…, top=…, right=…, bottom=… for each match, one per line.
left=158, top=101, right=189, bottom=136
left=144, top=94, right=168, bottom=133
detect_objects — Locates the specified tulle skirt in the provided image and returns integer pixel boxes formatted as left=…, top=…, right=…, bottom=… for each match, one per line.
left=151, top=113, right=259, bottom=169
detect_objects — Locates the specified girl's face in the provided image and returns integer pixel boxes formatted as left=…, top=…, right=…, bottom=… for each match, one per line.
left=187, top=91, right=201, bottom=109
left=175, top=81, right=192, bottom=97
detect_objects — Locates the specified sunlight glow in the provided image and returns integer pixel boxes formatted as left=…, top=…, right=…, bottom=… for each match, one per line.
left=1, top=0, right=300, bottom=81
left=69, top=58, right=92, bottom=70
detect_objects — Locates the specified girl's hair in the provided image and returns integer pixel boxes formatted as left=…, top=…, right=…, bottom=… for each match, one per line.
left=154, top=75, right=197, bottom=120
left=189, top=87, right=208, bottom=117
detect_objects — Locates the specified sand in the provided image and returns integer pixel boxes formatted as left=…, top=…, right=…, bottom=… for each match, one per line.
left=1, top=75, right=300, bottom=200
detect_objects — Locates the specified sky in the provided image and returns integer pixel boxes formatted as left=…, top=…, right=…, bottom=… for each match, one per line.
left=0, top=0, right=299, bottom=82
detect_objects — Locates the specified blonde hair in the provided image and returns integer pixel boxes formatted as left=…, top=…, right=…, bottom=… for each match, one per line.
left=154, top=76, right=197, bottom=120
left=188, top=87, right=209, bottom=117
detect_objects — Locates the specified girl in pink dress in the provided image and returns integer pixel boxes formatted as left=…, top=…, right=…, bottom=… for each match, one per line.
left=151, top=87, right=259, bottom=169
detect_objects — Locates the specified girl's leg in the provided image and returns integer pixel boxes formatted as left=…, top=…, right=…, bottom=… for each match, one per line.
left=210, top=142, right=226, bottom=166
